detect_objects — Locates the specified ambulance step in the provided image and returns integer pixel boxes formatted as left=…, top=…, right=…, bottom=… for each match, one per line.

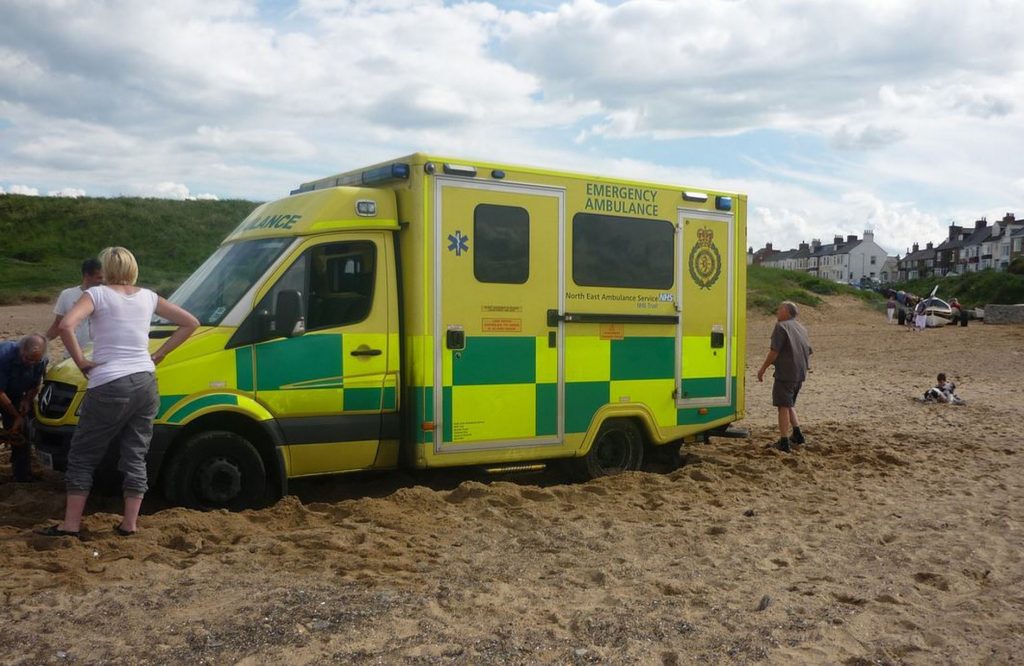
left=705, top=425, right=750, bottom=439
left=484, top=463, right=547, bottom=475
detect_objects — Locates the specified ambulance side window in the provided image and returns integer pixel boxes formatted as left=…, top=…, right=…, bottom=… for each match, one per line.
left=572, top=213, right=674, bottom=289
left=229, top=240, right=377, bottom=347
left=307, top=241, right=376, bottom=330
left=474, top=204, right=529, bottom=284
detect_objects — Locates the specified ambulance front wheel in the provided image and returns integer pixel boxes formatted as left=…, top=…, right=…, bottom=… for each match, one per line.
left=572, top=419, right=644, bottom=481
left=164, top=431, right=268, bottom=511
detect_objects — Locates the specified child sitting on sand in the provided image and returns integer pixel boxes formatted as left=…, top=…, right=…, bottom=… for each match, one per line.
left=923, top=372, right=965, bottom=405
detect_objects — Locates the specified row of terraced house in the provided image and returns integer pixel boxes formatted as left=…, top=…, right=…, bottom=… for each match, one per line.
left=748, top=230, right=897, bottom=284
left=748, top=214, right=1024, bottom=283
left=898, top=213, right=1024, bottom=280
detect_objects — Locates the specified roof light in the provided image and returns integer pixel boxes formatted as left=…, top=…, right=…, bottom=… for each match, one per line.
left=715, top=196, right=733, bottom=212
left=443, top=163, right=477, bottom=177
left=683, top=191, right=708, bottom=203
left=355, top=200, right=376, bottom=216
left=361, top=163, right=410, bottom=186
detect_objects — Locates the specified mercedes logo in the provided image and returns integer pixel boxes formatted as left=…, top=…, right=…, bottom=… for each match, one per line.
left=39, top=384, right=54, bottom=413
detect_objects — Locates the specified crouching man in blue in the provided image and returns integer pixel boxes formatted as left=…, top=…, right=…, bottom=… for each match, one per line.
left=0, top=334, right=48, bottom=482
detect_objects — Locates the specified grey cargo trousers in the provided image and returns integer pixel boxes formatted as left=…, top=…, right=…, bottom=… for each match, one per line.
left=66, top=372, right=159, bottom=497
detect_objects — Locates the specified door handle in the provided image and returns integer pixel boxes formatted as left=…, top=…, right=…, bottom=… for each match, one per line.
left=350, top=347, right=382, bottom=357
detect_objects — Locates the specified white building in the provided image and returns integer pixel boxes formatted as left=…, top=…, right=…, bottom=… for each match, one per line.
left=759, top=230, right=891, bottom=283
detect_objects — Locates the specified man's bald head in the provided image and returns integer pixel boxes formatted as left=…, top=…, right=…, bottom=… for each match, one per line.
left=18, top=334, right=47, bottom=364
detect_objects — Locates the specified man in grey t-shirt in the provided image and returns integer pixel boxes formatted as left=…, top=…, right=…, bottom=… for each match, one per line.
left=757, top=301, right=812, bottom=452
left=46, top=258, right=103, bottom=350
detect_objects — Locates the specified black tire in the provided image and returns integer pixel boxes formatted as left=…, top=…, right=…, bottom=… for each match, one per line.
left=571, top=419, right=645, bottom=481
left=645, top=441, right=682, bottom=473
left=163, top=431, right=267, bottom=511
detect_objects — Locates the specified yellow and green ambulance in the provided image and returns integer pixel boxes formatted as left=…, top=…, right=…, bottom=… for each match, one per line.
left=33, top=154, right=747, bottom=509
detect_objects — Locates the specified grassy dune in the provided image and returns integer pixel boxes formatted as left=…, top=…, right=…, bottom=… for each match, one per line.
left=0, top=194, right=258, bottom=303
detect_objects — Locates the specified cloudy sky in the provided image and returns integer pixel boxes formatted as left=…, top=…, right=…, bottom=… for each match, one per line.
left=2, top=0, right=1023, bottom=255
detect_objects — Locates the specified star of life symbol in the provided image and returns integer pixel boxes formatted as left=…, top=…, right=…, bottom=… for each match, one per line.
left=447, top=230, right=469, bottom=256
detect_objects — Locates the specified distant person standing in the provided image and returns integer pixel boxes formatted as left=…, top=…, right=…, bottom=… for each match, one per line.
left=886, top=295, right=896, bottom=324
left=756, top=301, right=812, bottom=453
left=0, top=335, right=48, bottom=482
left=38, top=247, right=198, bottom=538
left=914, top=299, right=928, bottom=332
left=46, top=258, right=104, bottom=350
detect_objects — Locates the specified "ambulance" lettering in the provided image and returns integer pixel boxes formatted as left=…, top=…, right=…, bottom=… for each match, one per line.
left=244, top=214, right=302, bottom=231
left=584, top=182, right=659, bottom=217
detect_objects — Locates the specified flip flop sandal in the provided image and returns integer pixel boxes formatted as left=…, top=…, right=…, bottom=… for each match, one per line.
left=36, top=525, right=80, bottom=539
left=114, top=524, right=136, bottom=537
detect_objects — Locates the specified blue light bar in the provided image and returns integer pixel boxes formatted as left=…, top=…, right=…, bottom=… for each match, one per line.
left=715, top=196, right=732, bottom=212
left=362, top=163, right=410, bottom=186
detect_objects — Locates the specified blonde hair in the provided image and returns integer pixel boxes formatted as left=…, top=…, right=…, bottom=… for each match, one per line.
left=99, top=246, right=139, bottom=285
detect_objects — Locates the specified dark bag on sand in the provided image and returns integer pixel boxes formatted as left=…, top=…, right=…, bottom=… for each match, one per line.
left=897, top=309, right=906, bottom=326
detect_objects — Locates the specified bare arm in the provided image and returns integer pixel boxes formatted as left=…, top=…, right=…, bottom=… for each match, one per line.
left=0, top=390, right=19, bottom=421
left=59, top=293, right=96, bottom=373
left=151, top=297, right=200, bottom=365
left=45, top=315, right=63, bottom=340
left=757, top=349, right=779, bottom=382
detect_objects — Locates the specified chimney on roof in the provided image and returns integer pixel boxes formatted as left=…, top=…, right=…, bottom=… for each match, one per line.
left=799, top=241, right=809, bottom=251
left=949, top=225, right=962, bottom=240
left=1003, top=213, right=1015, bottom=224
left=975, top=218, right=987, bottom=229
left=926, top=242, right=933, bottom=250
left=912, top=242, right=919, bottom=252
left=847, top=234, right=857, bottom=243
left=863, top=230, right=873, bottom=242
left=834, top=235, right=843, bottom=245
left=766, top=242, right=773, bottom=251
left=811, top=239, right=821, bottom=251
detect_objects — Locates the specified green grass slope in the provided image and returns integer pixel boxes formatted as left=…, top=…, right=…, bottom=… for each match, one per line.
left=746, top=264, right=880, bottom=314
left=0, top=194, right=259, bottom=303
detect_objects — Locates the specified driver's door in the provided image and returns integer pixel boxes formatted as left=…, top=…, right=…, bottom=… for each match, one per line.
left=234, top=233, right=394, bottom=475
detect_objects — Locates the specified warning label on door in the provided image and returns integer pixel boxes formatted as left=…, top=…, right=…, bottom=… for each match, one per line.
left=599, top=323, right=625, bottom=340
left=482, top=318, right=522, bottom=333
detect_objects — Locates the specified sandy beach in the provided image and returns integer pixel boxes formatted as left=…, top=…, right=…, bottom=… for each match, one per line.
left=1, top=297, right=1022, bottom=664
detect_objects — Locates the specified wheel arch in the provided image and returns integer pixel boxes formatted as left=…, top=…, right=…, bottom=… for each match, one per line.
left=157, top=410, right=287, bottom=501
left=577, top=406, right=659, bottom=456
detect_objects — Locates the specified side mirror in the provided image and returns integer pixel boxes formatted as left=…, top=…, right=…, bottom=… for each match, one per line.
left=274, top=290, right=305, bottom=337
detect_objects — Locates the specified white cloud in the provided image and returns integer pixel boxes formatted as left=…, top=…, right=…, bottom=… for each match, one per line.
left=7, top=184, right=40, bottom=195
left=146, top=182, right=193, bottom=200
left=47, top=187, right=86, bottom=197
left=831, top=124, right=907, bottom=151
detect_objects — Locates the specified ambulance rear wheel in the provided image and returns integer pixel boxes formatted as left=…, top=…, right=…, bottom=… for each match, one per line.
left=164, top=431, right=267, bottom=511
left=573, top=419, right=644, bottom=480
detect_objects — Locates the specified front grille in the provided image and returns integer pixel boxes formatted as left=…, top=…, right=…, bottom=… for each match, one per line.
left=38, top=381, right=77, bottom=419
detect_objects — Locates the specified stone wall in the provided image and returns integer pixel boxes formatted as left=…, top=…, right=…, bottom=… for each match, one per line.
left=984, top=304, right=1024, bottom=324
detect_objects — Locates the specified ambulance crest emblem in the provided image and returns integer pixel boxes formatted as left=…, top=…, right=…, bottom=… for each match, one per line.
left=688, top=227, right=721, bottom=290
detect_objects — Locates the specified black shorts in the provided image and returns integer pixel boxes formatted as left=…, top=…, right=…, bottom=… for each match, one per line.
left=772, top=380, right=802, bottom=407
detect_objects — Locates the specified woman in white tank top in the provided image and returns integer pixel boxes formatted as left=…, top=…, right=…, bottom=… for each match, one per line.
left=39, top=247, right=198, bottom=538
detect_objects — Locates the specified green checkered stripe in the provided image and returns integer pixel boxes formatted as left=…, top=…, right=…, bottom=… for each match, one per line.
left=232, top=335, right=396, bottom=411
left=413, top=335, right=735, bottom=443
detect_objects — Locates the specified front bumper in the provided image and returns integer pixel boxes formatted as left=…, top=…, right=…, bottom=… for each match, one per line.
left=30, top=420, right=180, bottom=479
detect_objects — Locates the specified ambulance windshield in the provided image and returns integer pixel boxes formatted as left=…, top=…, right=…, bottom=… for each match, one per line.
left=159, top=238, right=292, bottom=326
